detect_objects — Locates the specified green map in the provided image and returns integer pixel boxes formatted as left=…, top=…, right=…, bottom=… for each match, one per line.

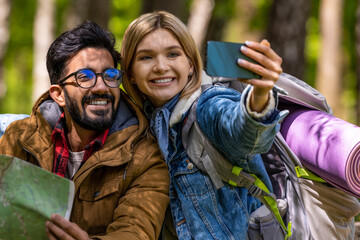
left=0, top=155, right=74, bottom=240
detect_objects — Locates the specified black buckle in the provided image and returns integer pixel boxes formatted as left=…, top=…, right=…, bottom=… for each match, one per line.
left=248, top=185, right=262, bottom=197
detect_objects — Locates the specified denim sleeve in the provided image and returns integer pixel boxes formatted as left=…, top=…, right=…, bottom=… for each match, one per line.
left=196, top=85, right=288, bottom=161
left=0, top=114, right=29, bottom=137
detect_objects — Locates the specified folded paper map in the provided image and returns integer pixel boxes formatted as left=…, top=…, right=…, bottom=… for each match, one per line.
left=0, top=155, right=74, bottom=240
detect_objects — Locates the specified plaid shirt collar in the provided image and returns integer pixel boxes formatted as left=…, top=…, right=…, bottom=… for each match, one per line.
left=51, top=112, right=109, bottom=178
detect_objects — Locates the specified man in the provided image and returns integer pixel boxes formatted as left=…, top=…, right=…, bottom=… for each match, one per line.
left=0, top=21, right=169, bottom=240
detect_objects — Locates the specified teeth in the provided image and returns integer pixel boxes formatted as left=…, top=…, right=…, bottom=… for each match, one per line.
left=89, top=100, right=107, bottom=105
left=154, top=78, right=173, bottom=83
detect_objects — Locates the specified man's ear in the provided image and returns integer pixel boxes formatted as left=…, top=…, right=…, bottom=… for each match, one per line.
left=49, top=85, right=66, bottom=107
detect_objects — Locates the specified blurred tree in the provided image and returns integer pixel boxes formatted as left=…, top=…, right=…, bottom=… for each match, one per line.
left=303, top=2, right=320, bottom=88
left=109, top=0, right=141, bottom=49
left=187, top=0, right=215, bottom=50
left=203, top=0, right=235, bottom=56
left=316, top=0, right=344, bottom=117
left=65, top=0, right=110, bottom=30
left=141, top=0, right=188, bottom=22
left=0, top=0, right=11, bottom=110
left=2, top=0, right=36, bottom=114
left=33, top=0, right=55, bottom=102
left=266, top=0, right=311, bottom=80
left=341, top=0, right=357, bottom=124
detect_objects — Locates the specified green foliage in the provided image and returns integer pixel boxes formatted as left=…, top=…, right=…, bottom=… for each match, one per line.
left=1, top=0, right=360, bottom=125
left=109, top=0, right=141, bottom=51
left=2, top=49, right=33, bottom=114
left=304, top=15, right=320, bottom=87
left=0, top=0, right=141, bottom=114
left=303, top=0, right=320, bottom=87
left=342, top=0, right=358, bottom=124
left=248, top=0, right=272, bottom=31
left=2, top=0, right=37, bottom=114
left=343, top=0, right=357, bottom=72
left=213, top=0, right=236, bottom=18
left=55, top=0, right=71, bottom=34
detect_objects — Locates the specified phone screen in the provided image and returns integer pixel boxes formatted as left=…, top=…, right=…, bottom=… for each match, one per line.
left=205, top=41, right=260, bottom=79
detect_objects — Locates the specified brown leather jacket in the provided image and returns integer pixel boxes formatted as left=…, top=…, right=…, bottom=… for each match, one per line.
left=0, top=91, right=170, bottom=240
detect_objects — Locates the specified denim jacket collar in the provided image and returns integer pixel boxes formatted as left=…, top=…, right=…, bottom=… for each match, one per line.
left=144, top=94, right=180, bottom=160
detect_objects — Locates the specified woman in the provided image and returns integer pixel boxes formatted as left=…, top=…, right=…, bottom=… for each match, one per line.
left=121, top=11, right=288, bottom=240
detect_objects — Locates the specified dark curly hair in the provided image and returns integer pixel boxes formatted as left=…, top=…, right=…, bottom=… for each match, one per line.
left=46, top=20, right=121, bottom=84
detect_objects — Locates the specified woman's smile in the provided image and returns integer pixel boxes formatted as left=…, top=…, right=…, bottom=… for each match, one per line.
left=131, top=28, right=193, bottom=107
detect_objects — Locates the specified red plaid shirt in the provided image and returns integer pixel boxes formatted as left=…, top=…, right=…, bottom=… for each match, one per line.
left=51, top=113, right=109, bottom=178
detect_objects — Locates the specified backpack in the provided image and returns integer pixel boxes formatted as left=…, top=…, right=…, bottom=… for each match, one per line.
left=182, top=72, right=360, bottom=240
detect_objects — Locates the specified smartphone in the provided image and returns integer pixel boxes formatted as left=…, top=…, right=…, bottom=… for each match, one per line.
left=205, top=41, right=261, bottom=79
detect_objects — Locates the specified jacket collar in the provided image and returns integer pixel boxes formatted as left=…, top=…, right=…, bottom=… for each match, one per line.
left=169, top=71, right=212, bottom=127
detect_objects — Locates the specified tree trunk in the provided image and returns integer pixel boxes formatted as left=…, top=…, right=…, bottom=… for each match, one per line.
left=315, top=0, right=344, bottom=117
left=65, top=0, right=110, bottom=30
left=33, top=0, right=55, bottom=102
left=266, top=0, right=311, bottom=80
left=356, top=0, right=360, bottom=124
left=187, top=0, right=215, bottom=50
left=0, top=0, right=11, bottom=108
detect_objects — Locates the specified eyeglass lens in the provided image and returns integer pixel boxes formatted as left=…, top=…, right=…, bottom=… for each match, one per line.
left=76, top=69, right=122, bottom=88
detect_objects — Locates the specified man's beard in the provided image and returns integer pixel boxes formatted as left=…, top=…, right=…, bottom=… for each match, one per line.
left=63, top=89, right=116, bottom=131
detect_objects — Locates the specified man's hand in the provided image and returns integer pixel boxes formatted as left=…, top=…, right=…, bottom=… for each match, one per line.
left=46, top=214, right=91, bottom=240
left=237, top=39, right=283, bottom=112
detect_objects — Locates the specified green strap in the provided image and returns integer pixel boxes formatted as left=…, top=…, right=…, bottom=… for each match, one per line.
left=295, top=166, right=326, bottom=182
left=228, top=166, right=243, bottom=186
left=231, top=166, right=292, bottom=239
left=252, top=174, right=292, bottom=239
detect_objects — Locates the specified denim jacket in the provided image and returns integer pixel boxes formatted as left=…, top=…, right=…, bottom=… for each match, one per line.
left=0, top=114, right=30, bottom=138
left=146, top=74, right=288, bottom=239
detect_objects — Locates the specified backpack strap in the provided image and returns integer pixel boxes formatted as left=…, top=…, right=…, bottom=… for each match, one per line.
left=182, top=93, right=292, bottom=239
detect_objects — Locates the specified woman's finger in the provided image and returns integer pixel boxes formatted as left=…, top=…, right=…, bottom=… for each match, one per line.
left=237, top=58, right=280, bottom=81
left=241, top=41, right=283, bottom=74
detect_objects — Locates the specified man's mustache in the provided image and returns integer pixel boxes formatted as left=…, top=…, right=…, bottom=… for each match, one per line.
left=82, top=94, right=115, bottom=105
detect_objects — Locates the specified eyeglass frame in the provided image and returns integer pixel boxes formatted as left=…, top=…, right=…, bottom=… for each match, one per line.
left=57, top=68, right=124, bottom=89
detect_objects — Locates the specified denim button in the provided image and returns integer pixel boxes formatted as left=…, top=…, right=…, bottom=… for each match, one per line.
left=187, top=162, right=194, bottom=170
left=93, top=191, right=100, bottom=198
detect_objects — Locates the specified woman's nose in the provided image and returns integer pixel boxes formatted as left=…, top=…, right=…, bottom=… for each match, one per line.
left=153, top=56, right=170, bottom=73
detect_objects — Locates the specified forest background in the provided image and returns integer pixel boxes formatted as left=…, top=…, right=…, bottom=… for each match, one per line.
left=0, top=0, right=359, bottom=125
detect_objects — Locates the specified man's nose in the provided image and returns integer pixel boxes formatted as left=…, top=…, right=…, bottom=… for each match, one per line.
left=91, top=74, right=109, bottom=92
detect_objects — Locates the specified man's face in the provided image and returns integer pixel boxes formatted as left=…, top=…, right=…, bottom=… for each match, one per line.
left=60, top=47, right=120, bottom=131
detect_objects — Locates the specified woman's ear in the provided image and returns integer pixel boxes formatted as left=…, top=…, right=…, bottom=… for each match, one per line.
left=188, top=65, right=194, bottom=78
left=49, top=85, right=66, bottom=107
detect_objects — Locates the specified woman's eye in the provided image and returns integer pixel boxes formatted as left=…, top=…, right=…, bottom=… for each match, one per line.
left=168, top=52, right=180, bottom=58
left=139, top=55, right=152, bottom=60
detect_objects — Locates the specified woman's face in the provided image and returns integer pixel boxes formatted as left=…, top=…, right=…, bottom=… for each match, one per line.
left=131, top=28, right=194, bottom=107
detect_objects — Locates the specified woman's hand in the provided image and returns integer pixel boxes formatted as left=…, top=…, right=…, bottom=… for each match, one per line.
left=237, top=39, right=283, bottom=112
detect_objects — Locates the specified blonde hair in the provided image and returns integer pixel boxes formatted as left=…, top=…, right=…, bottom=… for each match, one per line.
left=121, top=11, right=203, bottom=109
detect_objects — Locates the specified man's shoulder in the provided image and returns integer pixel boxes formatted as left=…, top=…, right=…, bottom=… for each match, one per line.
left=0, top=116, right=30, bottom=160
left=1, top=115, right=30, bottom=136
left=0, top=114, right=29, bottom=137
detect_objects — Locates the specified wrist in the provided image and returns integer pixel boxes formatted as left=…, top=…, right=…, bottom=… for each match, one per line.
left=246, top=88, right=275, bottom=119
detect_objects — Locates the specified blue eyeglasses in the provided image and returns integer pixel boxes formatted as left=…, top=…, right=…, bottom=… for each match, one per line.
left=58, top=68, right=124, bottom=89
